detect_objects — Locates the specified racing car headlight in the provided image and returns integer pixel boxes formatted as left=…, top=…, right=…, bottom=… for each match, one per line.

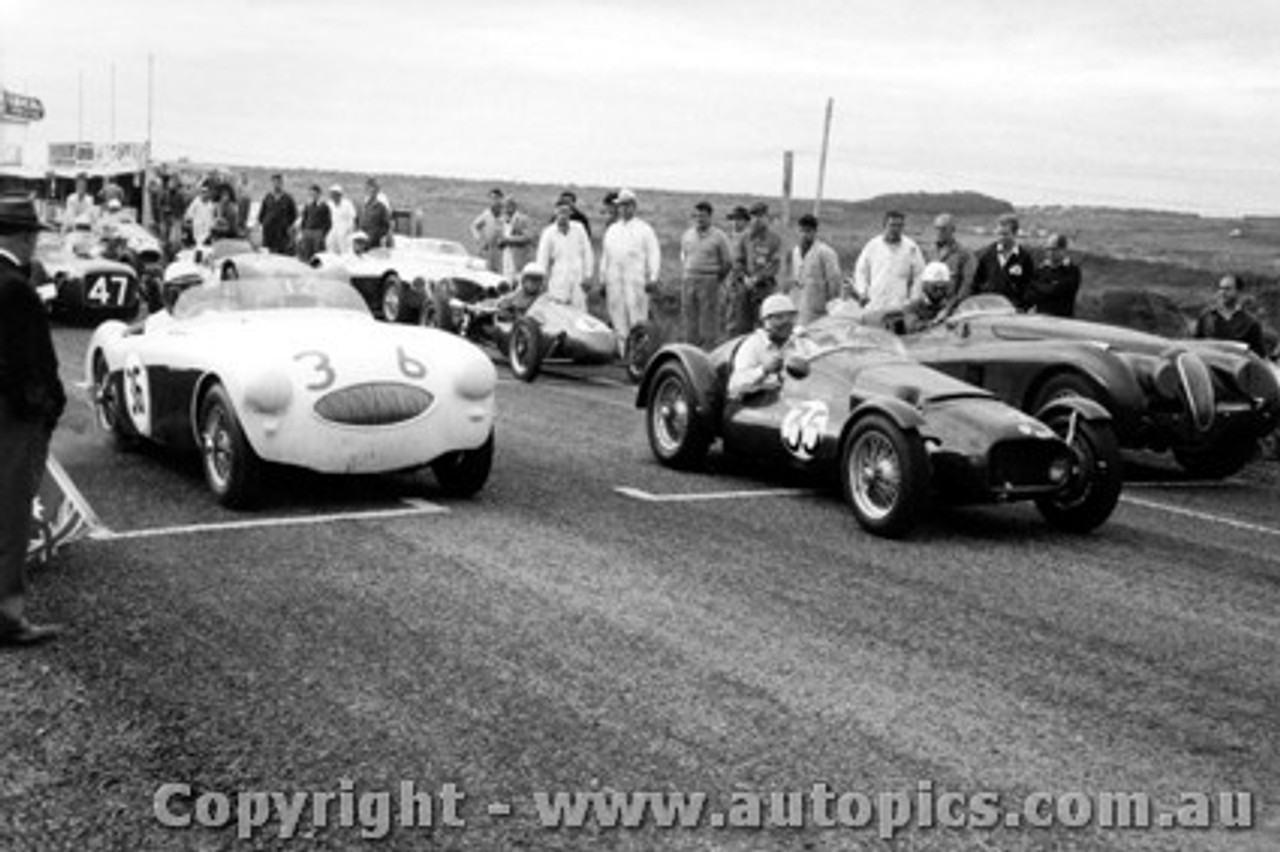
left=454, top=358, right=497, bottom=401
left=1235, top=358, right=1279, bottom=401
left=1047, top=453, right=1072, bottom=485
left=244, top=370, right=293, bottom=415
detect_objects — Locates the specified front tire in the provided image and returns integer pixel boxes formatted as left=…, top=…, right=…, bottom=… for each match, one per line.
left=1035, top=411, right=1123, bottom=532
left=1031, top=371, right=1105, bottom=412
left=840, top=414, right=929, bottom=538
left=645, top=363, right=712, bottom=469
left=624, top=322, right=656, bottom=385
left=508, top=318, right=544, bottom=382
left=92, top=352, right=134, bottom=448
left=198, top=384, right=262, bottom=508
left=432, top=431, right=494, bottom=497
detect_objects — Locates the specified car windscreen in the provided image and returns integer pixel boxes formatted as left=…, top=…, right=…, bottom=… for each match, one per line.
left=172, top=276, right=369, bottom=318
left=952, top=294, right=1017, bottom=317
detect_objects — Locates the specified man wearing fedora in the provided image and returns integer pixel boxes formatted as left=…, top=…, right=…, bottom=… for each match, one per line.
left=0, top=196, right=66, bottom=647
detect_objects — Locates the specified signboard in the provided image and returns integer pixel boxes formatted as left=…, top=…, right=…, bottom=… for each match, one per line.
left=48, top=141, right=150, bottom=173
left=1, top=89, right=45, bottom=122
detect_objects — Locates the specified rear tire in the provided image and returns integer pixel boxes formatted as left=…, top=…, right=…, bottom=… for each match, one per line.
left=1035, top=412, right=1123, bottom=532
left=380, top=273, right=408, bottom=323
left=1172, top=439, right=1258, bottom=479
left=508, top=318, right=544, bottom=382
left=198, top=383, right=262, bottom=508
left=432, top=431, right=494, bottom=497
left=645, top=363, right=712, bottom=468
left=839, top=414, right=929, bottom=538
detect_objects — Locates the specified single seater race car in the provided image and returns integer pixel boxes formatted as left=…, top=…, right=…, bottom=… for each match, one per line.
left=36, top=231, right=142, bottom=323
left=636, top=320, right=1122, bottom=538
left=887, top=295, right=1280, bottom=478
left=85, top=273, right=497, bottom=507
left=312, top=237, right=507, bottom=323
left=446, top=292, right=656, bottom=383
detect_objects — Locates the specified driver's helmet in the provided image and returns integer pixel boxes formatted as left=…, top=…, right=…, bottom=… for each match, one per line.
left=760, top=293, right=797, bottom=319
left=519, top=261, right=546, bottom=292
left=350, top=230, right=370, bottom=250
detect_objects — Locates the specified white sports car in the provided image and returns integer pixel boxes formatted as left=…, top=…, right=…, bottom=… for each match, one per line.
left=312, top=238, right=508, bottom=324
left=85, top=274, right=497, bottom=507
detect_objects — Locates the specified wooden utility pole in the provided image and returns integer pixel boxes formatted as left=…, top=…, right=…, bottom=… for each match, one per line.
left=815, top=97, right=834, bottom=217
left=781, top=150, right=794, bottom=230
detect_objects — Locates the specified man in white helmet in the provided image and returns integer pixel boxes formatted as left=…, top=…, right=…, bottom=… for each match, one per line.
left=492, top=261, right=545, bottom=321
left=727, top=293, right=813, bottom=398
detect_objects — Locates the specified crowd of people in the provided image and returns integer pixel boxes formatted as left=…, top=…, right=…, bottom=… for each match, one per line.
left=50, top=168, right=1276, bottom=359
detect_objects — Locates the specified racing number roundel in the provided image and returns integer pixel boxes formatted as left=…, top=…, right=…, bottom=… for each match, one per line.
left=122, top=352, right=152, bottom=436
left=781, top=400, right=829, bottom=460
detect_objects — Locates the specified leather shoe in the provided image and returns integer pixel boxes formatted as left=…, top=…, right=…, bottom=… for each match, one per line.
left=0, top=620, right=63, bottom=648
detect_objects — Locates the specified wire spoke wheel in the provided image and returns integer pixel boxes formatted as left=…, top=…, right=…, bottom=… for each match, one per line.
left=848, top=430, right=902, bottom=521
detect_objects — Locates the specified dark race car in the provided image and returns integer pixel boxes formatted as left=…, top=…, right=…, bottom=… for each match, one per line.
left=36, top=232, right=141, bottom=323
left=848, top=294, right=1280, bottom=478
left=635, top=322, right=1122, bottom=538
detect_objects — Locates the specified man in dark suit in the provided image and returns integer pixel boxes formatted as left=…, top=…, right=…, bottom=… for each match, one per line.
left=0, top=196, right=66, bottom=647
left=961, top=212, right=1036, bottom=309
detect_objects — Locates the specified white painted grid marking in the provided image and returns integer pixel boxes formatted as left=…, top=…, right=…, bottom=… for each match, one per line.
left=1119, top=495, right=1280, bottom=538
left=91, top=499, right=448, bottom=542
left=614, top=485, right=813, bottom=503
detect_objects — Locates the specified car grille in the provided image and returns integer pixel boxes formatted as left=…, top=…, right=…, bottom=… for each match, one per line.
left=314, top=383, right=433, bottom=426
left=988, top=439, right=1064, bottom=489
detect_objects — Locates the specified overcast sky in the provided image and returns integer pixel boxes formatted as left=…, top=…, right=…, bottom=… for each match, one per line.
left=4, top=0, right=1280, bottom=215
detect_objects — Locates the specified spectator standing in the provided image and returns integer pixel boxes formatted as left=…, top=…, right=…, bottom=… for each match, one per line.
left=722, top=205, right=751, bottom=332
left=184, top=184, right=217, bottom=247
left=0, top=196, right=66, bottom=647
left=928, top=213, right=972, bottom=303
left=470, top=188, right=505, bottom=272
left=964, top=212, right=1035, bottom=308
left=296, top=184, right=332, bottom=262
left=555, top=190, right=593, bottom=240
left=598, top=191, right=620, bottom=235
left=358, top=177, right=392, bottom=248
left=258, top=174, right=297, bottom=255
left=61, top=172, right=97, bottom=232
left=211, top=183, right=241, bottom=240
left=326, top=184, right=357, bottom=254
left=536, top=199, right=594, bottom=310
left=679, top=201, right=733, bottom=347
left=852, top=210, right=926, bottom=313
left=498, top=196, right=534, bottom=281
left=599, top=188, right=661, bottom=352
left=1026, top=233, right=1081, bottom=317
left=1194, top=275, right=1267, bottom=357
left=728, top=202, right=783, bottom=337
left=786, top=213, right=843, bottom=326
left=236, top=174, right=254, bottom=237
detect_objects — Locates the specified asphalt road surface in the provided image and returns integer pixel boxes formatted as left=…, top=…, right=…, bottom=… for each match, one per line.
left=3, top=325, right=1278, bottom=851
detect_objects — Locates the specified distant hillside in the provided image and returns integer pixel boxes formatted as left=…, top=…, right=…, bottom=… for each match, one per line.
left=853, top=191, right=1014, bottom=217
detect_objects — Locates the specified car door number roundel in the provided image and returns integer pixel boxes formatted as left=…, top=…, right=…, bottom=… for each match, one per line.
left=122, top=352, right=152, bottom=436
left=781, top=400, right=828, bottom=460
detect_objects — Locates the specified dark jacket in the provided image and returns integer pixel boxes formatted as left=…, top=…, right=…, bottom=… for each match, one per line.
left=1194, top=307, right=1267, bottom=357
left=0, top=256, right=66, bottom=429
left=358, top=197, right=392, bottom=248
left=300, top=200, right=332, bottom=234
left=259, top=190, right=298, bottom=253
left=1027, top=259, right=1081, bottom=317
left=970, top=243, right=1035, bottom=308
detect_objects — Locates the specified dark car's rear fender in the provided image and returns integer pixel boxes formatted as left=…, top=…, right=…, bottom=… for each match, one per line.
left=635, top=345, right=720, bottom=419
